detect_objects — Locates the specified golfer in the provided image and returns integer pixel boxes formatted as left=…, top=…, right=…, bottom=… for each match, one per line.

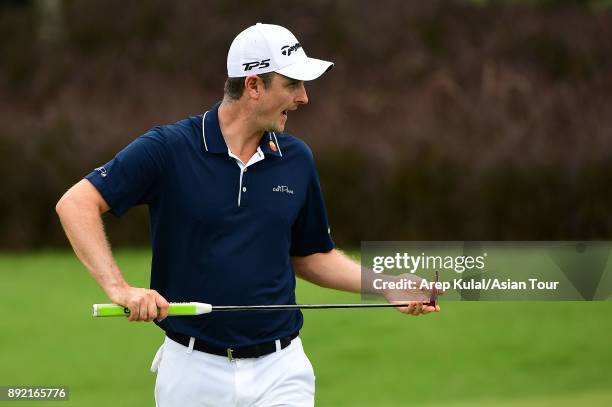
left=56, top=23, right=439, bottom=406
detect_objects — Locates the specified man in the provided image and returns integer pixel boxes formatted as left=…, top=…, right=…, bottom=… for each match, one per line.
left=56, top=23, right=439, bottom=406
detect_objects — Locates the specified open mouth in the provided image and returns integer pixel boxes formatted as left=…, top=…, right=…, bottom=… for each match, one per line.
left=282, top=110, right=288, bottom=117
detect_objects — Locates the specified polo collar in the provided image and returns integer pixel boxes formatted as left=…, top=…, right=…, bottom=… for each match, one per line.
left=202, top=102, right=283, bottom=158
left=259, top=132, right=283, bottom=157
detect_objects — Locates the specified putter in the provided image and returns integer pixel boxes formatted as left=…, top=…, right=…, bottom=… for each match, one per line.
left=423, top=270, right=439, bottom=307
left=93, top=272, right=440, bottom=317
left=92, top=302, right=429, bottom=317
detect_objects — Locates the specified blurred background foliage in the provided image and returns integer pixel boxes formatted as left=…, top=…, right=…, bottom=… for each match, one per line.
left=1, top=0, right=611, bottom=249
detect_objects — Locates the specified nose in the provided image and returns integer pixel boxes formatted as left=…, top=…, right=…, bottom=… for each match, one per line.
left=296, top=83, right=308, bottom=105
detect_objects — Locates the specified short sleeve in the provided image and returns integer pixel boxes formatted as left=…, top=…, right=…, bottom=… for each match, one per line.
left=85, top=129, right=167, bottom=217
left=290, top=155, right=335, bottom=256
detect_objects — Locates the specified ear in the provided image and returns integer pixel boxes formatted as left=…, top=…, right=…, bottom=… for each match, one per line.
left=244, top=76, right=263, bottom=100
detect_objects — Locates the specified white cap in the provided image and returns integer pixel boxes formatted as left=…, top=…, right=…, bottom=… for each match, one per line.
left=227, top=23, right=334, bottom=81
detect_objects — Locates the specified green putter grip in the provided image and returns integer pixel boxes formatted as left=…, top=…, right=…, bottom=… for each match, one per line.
left=92, top=302, right=212, bottom=317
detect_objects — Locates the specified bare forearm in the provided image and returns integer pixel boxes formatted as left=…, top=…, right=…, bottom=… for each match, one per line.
left=56, top=179, right=168, bottom=321
left=292, top=249, right=403, bottom=295
left=56, top=186, right=127, bottom=299
left=292, top=249, right=362, bottom=293
left=292, top=249, right=440, bottom=315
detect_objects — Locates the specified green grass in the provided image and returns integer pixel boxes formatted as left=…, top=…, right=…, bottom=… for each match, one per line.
left=1, top=249, right=611, bottom=406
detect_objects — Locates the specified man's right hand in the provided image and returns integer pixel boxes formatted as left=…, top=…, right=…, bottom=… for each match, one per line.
left=109, top=286, right=170, bottom=322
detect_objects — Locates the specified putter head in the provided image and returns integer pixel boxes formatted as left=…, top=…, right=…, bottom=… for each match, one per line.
left=423, top=271, right=438, bottom=307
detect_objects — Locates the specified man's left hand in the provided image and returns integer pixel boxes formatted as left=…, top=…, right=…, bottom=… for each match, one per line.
left=382, top=273, right=442, bottom=316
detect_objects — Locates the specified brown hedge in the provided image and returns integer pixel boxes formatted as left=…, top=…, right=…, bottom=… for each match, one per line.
left=1, top=1, right=611, bottom=249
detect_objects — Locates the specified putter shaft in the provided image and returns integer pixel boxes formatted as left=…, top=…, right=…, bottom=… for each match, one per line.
left=92, top=302, right=428, bottom=317
left=212, top=303, right=407, bottom=311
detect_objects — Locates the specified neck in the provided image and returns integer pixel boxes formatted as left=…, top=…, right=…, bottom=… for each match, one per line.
left=218, top=99, right=264, bottom=159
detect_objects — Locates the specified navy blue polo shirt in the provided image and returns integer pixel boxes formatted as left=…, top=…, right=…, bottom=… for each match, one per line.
left=85, top=102, right=334, bottom=348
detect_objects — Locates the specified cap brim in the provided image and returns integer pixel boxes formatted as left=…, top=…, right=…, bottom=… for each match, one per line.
left=275, top=57, right=334, bottom=81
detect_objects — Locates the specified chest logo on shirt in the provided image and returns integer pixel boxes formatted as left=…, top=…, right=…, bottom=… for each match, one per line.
left=273, top=185, right=294, bottom=195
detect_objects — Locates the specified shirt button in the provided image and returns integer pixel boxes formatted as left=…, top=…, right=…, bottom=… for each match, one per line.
left=244, top=168, right=247, bottom=172
left=242, top=187, right=247, bottom=192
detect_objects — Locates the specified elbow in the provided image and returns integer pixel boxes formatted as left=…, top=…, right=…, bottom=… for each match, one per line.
left=55, top=188, right=83, bottom=218
left=55, top=193, right=68, bottom=217
left=55, top=194, right=66, bottom=217
left=292, top=256, right=310, bottom=276
left=293, top=266, right=309, bottom=281
left=56, top=180, right=107, bottom=218
left=292, top=255, right=320, bottom=282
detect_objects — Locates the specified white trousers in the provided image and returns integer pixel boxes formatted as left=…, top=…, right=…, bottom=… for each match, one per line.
left=152, top=336, right=315, bottom=407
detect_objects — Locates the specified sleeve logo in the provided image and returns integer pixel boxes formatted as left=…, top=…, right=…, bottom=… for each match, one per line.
left=94, top=166, right=107, bottom=177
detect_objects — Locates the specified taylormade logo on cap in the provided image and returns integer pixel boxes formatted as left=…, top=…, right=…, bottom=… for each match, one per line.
left=227, top=23, right=334, bottom=81
left=281, top=43, right=302, bottom=56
